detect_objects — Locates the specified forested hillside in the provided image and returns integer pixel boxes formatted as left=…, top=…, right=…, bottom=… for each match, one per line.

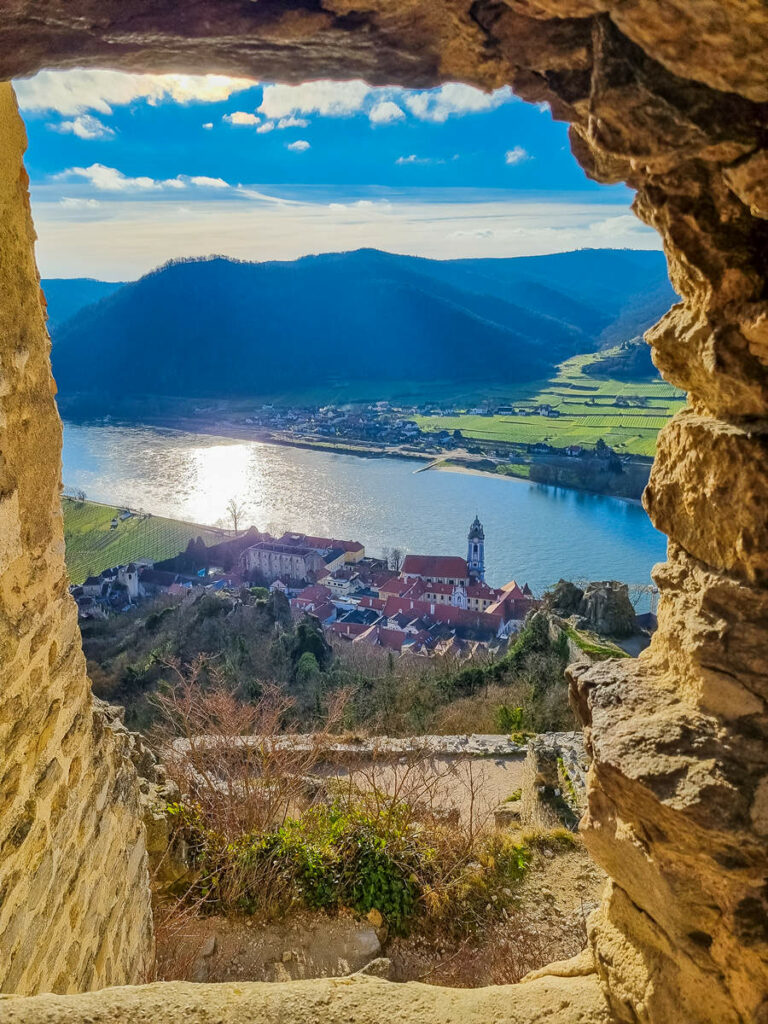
left=50, top=248, right=674, bottom=400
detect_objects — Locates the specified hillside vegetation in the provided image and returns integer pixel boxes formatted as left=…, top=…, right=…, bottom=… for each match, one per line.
left=50, top=248, right=675, bottom=403
left=62, top=498, right=226, bottom=584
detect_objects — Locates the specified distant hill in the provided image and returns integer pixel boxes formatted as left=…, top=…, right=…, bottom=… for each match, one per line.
left=50, top=248, right=674, bottom=401
left=583, top=337, right=658, bottom=380
left=42, top=278, right=124, bottom=332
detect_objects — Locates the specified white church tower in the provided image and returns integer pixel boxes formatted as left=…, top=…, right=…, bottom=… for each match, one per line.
left=467, top=515, right=485, bottom=582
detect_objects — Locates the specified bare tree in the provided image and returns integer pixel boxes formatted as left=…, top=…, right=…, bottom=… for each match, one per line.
left=389, top=547, right=405, bottom=571
left=225, top=497, right=247, bottom=535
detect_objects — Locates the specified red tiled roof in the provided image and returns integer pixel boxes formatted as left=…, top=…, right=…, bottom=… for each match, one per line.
left=356, top=625, right=405, bottom=652
left=312, top=601, right=336, bottom=621
left=359, top=596, right=386, bottom=610
left=329, top=621, right=368, bottom=638
left=500, top=580, right=526, bottom=600
left=370, top=570, right=398, bottom=588
left=378, top=577, right=414, bottom=596
left=294, top=584, right=332, bottom=605
left=401, top=555, right=469, bottom=579
left=381, top=595, right=502, bottom=634
left=423, top=581, right=453, bottom=596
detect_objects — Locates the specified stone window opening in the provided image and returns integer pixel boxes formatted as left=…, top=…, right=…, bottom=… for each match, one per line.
left=0, top=4, right=767, bottom=1023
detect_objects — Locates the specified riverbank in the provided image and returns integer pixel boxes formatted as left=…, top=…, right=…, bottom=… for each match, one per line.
left=70, top=412, right=648, bottom=502
left=427, top=459, right=644, bottom=505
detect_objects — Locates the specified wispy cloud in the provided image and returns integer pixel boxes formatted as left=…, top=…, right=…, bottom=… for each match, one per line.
left=396, top=154, right=433, bottom=165
left=505, top=146, right=529, bottom=165
left=55, top=164, right=233, bottom=192
left=49, top=114, right=115, bottom=140
left=257, top=121, right=275, bottom=134
left=287, top=140, right=310, bottom=152
left=30, top=186, right=660, bottom=280
left=16, top=70, right=255, bottom=115
left=59, top=196, right=101, bottom=209
left=277, top=116, right=309, bottom=129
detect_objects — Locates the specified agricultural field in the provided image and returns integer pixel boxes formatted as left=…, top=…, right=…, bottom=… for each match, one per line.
left=414, top=351, right=686, bottom=457
left=62, top=498, right=226, bottom=585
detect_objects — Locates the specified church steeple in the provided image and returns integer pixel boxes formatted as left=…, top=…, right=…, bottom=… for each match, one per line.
left=467, top=515, right=485, bottom=581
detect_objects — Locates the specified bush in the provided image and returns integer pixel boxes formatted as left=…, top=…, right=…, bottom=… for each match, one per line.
left=172, top=800, right=423, bottom=932
left=169, top=796, right=536, bottom=937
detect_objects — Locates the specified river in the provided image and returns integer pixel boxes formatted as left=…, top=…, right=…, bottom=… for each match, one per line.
left=61, top=422, right=666, bottom=594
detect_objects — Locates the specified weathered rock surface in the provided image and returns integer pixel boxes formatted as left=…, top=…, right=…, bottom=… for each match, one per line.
left=0, top=0, right=766, bottom=1021
left=0, top=84, right=153, bottom=995
left=576, top=582, right=637, bottom=638
left=0, top=974, right=613, bottom=1024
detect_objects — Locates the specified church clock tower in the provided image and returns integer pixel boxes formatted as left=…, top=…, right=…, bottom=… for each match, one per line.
left=467, top=515, right=485, bottom=581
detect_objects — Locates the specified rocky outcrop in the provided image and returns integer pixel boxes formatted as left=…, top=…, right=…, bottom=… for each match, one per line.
left=546, top=580, right=638, bottom=638
left=577, top=582, right=637, bottom=639
left=0, top=1, right=766, bottom=1021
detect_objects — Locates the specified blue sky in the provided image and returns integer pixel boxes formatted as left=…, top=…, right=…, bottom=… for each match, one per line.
left=15, top=71, right=660, bottom=279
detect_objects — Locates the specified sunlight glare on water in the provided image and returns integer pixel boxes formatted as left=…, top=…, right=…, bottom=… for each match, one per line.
left=61, top=422, right=667, bottom=593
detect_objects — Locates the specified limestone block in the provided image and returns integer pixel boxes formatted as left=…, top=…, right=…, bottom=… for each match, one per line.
left=646, top=307, right=768, bottom=417
left=569, top=658, right=768, bottom=1024
left=645, top=410, right=768, bottom=583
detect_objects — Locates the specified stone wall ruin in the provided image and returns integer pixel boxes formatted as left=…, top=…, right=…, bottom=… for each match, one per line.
left=0, top=2, right=766, bottom=1021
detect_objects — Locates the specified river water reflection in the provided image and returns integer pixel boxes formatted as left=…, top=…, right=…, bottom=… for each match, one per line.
left=61, top=422, right=666, bottom=593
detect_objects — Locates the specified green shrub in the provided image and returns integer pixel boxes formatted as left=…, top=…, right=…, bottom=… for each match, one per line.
left=166, top=798, right=534, bottom=937
left=495, top=704, right=524, bottom=733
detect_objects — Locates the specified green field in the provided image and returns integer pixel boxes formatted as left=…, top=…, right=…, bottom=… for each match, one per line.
left=415, top=351, right=686, bottom=457
left=62, top=499, right=227, bottom=585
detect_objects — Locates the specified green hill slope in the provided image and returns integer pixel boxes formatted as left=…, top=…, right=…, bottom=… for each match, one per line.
left=62, top=498, right=226, bottom=584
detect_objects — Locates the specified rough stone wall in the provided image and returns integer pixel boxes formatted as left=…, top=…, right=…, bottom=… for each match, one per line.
left=0, top=2, right=766, bottom=1020
left=0, top=83, right=153, bottom=994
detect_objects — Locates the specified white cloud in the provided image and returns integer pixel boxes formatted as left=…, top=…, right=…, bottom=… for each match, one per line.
left=404, top=84, right=513, bottom=122
left=49, top=114, right=115, bottom=140
left=202, top=122, right=214, bottom=130
left=55, top=164, right=235, bottom=192
left=15, top=70, right=256, bottom=115
left=505, top=146, right=529, bottom=165
left=188, top=176, right=229, bottom=189
left=277, top=116, right=309, bottom=129
left=396, top=154, right=432, bottom=165
left=58, top=164, right=167, bottom=191
left=256, top=121, right=275, bottom=133
left=59, top=197, right=101, bottom=209
left=287, top=140, right=310, bottom=152
left=223, top=111, right=260, bottom=126
left=259, top=81, right=370, bottom=119
left=368, top=101, right=405, bottom=125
